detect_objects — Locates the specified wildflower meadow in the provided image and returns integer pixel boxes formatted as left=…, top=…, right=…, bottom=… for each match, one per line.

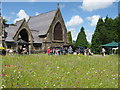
left=1, top=54, right=118, bottom=88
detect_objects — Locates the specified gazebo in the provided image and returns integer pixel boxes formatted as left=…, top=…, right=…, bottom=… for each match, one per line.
left=101, top=42, right=118, bottom=47
left=101, top=42, right=118, bottom=54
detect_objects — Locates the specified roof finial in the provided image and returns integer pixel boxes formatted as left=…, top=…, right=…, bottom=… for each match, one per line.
left=57, top=3, right=60, bottom=9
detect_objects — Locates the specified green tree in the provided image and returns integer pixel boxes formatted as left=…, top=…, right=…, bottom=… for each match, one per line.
left=75, top=27, right=88, bottom=48
left=104, top=16, right=117, bottom=43
left=91, top=15, right=119, bottom=54
left=67, top=31, right=72, bottom=45
left=91, top=18, right=104, bottom=53
left=3, top=19, right=7, bottom=24
left=114, top=14, right=120, bottom=42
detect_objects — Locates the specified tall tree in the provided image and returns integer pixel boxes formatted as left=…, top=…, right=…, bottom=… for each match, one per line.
left=75, top=27, right=88, bottom=47
left=104, top=16, right=117, bottom=43
left=92, top=15, right=119, bottom=54
left=91, top=18, right=104, bottom=53
left=67, top=31, right=72, bottom=44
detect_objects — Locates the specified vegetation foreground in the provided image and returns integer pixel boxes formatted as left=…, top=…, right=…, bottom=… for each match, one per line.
left=1, top=54, right=118, bottom=88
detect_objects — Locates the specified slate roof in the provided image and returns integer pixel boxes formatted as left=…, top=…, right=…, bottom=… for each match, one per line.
left=28, top=9, right=57, bottom=36
left=31, top=30, right=42, bottom=43
left=5, top=19, right=24, bottom=42
left=15, top=19, right=24, bottom=28
left=5, top=9, right=58, bottom=43
left=5, top=25, right=17, bottom=42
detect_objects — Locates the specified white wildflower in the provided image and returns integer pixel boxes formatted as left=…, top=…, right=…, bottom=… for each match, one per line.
left=33, top=75, right=36, bottom=76
left=14, top=70, right=16, bottom=72
left=113, top=78, right=115, bottom=80
left=1, top=85, right=6, bottom=89
left=100, top=83, right=102, bottom=85
left=95, top=71, right=97, bottom=73
left=53, top=84, right=56, bottom=86
left=57, top=66, right=59, bottom=69
left=67, top=72, right=70, bottom=74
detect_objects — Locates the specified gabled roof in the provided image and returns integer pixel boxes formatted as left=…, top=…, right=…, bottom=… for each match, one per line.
left=5, top=9, right=59, bottom=43
left=28, top=9, right=57, bottom=36
left=15, top=19, right=25, bottom=28
left=5, top=19, right=25, bottom=42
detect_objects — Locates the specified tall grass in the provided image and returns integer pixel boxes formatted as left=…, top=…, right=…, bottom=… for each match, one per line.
left=1, top=54, right=118, bottom=88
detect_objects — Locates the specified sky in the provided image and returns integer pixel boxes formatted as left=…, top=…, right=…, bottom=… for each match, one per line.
left=1, top=0, right=119, bottom=43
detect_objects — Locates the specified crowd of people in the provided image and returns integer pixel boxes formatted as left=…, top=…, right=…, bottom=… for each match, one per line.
left=47, top=46, right=93, bottom=56
left=0, top=46, right=107, bottom=56
left=4, top=47, right=29, bottom=55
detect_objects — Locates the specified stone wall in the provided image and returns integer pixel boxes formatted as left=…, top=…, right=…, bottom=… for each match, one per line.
left=0, top=17, right=2, bottom=47
left=41, top=9, right=68, bottom=51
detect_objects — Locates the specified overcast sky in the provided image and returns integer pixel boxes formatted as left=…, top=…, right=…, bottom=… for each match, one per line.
left=2, top=0, right=119, bottom=43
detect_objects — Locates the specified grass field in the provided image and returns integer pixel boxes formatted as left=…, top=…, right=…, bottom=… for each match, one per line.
left=1, top=54, right=118, bottom=88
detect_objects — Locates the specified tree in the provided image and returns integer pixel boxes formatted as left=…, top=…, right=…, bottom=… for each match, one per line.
left=104, top=16, right=117, bottom=43
left=75, top=27, right=88, bottom=48
left=91, top=18, right=104, bottom=53
left=3, top=19, right=7, bottom=24
left=91, top=15, right=119, bottom=54
left=114, top=14, right=120, bottom=42
left=67, top=31, right=72, bottom=45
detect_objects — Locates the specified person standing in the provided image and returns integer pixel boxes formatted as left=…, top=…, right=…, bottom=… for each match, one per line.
left=55, top=49, right=59, bottom=55
left=47, top=47, right=51, bottom=55
left=84, top=49, right=87, bottom=56
left=88, top=48, right=92, bottom=55
left=102, top=48, right=106, bottom=56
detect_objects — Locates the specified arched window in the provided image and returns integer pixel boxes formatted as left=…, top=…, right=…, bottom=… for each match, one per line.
left=54, top=22, right=63, bottom=40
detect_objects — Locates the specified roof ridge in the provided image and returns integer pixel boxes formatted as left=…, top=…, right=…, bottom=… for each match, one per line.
left=30, top=9, right=57, bottom=17
left=15, top=18, right=25, bottom=23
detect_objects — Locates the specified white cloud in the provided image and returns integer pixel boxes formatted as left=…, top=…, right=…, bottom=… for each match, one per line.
left=68, top=28, right=78, bottom=41
left=14, top=9, right=29, bottom=23
left=66, top=15, right=83, bottom=27
left=85, top=30, right=94, bottom=43
left=35, top=12, right=40, bottom=15
left=87, top=15, right=100, bottom=26
left=80, top=0, right=117, bottom=12
left=102, top=17, right=106, bottom=22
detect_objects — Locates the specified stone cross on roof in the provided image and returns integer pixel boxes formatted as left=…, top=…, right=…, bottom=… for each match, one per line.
left=57, top=3, right=60, bottom=9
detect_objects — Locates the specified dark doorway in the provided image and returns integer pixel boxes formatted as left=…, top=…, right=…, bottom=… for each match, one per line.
left=19, top=29, right=29, bottom=42
left=17, top=29, right=29, bottom=53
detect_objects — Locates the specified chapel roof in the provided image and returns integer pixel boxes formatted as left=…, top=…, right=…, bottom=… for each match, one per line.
left=28, top=9, right=57, bottom=36
left=5, top=9, right=58, bottom=43
left=5, top=19, right=24, bottom=42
